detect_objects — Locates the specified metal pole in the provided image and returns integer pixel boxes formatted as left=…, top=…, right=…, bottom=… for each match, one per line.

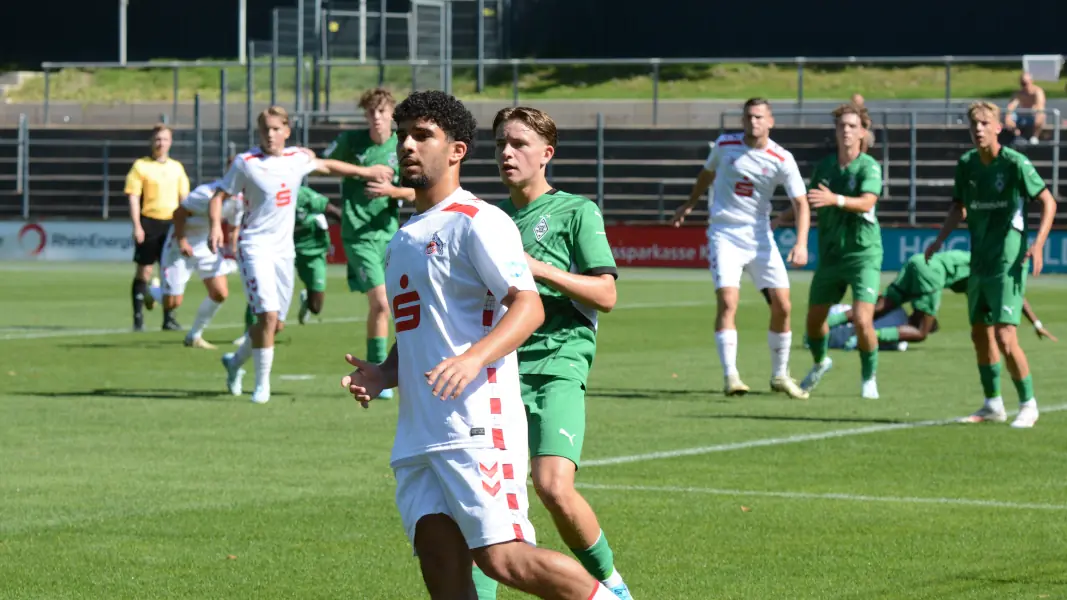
left=881, top=111, right=890, bottom=198
left=20, top=114, right=29, bottom=219
left=944, top=59, right=952, bottom=126
left=596, top=112, right=604, bottom=210
left=172, top=67, right=179, bottom=124
left=476, top=0, right=485, bottom=93
left=444, top=0, right=453, bottom=95
left=119, top=0, right=128, bottom=65
left=43, top=70, right=50, bottom=125
left=651, top=59, right=660, bottom=127
left=796, top=58, right=805, bottom=126
left=247, top=41, right=255, bottom=147
left=195, top=94, right=203, bottom=185
left=908, top=111, right=917, bottom=226
left=102, top=141, right=110, bottom=219
left=379, top=0, right=389, bottom=86
left=220, top=69, right=229, bottom=174
left=296, top=0, right=304, bottom=113
left=1053, top=109, right=1061, bottom=198
left=359, top=0, right=368, bottom=63
left=512, top=60, right=519, bottom=106
left=160, top=113, right=168, bottom=125
left=271, top=9, right=279, bottom=105
left=312, top=4, right=323, bottom=120
left=239, top=0, right=248, bottom=65
left=16, top=113, right=26, bottom=195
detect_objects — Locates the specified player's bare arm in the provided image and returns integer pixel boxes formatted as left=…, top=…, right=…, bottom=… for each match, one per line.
left=314, top=158, right=393, bottom=182
left=364, top=178, right=417, bottom=203
left=788, top=193, right=811, bottom=267
left=206, top=189, right=230, bottom=253
left=808, top=185, right=877, bottom=214
left=924, top=201, right=965, bottom=261
left=1021, top=299, right=1057, bottom=341
left=426, top=288, right=545, bottom=401
left=1026, top=188, right=1057, bottom=276
left=1005, top=94, right=1020, bottom=129
left=672, top=168, right=716, bottom=227
left=525, top=256, right=617, bottom=312
left=342, top=344, right=399, bottom=407
left=171, top=206, right=193, bottom=256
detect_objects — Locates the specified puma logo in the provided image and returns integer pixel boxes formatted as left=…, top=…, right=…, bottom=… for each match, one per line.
left=559, top=428, right=576, bottom=446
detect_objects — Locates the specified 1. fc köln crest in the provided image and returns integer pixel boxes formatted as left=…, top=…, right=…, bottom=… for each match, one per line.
left=534, top=216, right=549, bottom=241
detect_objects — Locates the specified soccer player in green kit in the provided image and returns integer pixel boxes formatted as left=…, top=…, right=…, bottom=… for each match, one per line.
left=800, top=102, right=885, bottom=399
left=470, top=107, right=634, bottom=600
left=925, top=101, right=1057, bottom=428
left=324, top=88, right=415, bottom=399
left=294, top=185, right=342, bottom=324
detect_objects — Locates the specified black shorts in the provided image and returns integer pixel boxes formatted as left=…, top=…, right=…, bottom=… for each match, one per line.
left=133, top=216, right=172, bottom=266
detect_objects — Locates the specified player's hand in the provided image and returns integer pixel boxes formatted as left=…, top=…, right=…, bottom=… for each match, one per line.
left=807, top=184, right=838, bottom=209
left=1026, top=243, right=1044, bottom=277
left=670, top=203, right=694, bottom=228
left=366, top=164, right=395, bottom=182
left=365, top=179, right=396, bottom=198
left=923, top=241, right=942, bottom=263
left=208, top=224, right=224, bottom=254
left=178, top=237, right=194, bottom=257
left=341, top=354, right=387, bottom=409
left=133, top=226, right=145, bottom=244
left=1035, top=325, right=1058, bottom=342
left=524, top=252, right=548, bottom=279
left=426, top=353, right=482, bottom=401
left=787, top=244, right=808, bottom=268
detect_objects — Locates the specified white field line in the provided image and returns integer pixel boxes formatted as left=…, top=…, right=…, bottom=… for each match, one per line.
left=0, top=299, right=709, bottom=341
left=582, top=403, right=1067, bottom=468
left=573, top=482, right=1067, bottom=511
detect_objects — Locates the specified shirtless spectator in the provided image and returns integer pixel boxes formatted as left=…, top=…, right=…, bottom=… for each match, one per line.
left=1005, top=73, right=1046, bottom=144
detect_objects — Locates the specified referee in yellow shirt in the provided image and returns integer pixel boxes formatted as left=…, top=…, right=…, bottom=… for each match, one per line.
left=125, top=124, right=190, bottom=332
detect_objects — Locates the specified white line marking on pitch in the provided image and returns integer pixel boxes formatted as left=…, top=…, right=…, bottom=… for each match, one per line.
left=582, top=403, right=1067, bottom=468
left=573, top=482, right=1067, bottom=511
left=279, top=374, right=317, bottom=381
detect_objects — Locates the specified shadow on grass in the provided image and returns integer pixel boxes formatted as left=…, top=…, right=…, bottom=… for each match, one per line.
left=689, top=413, right=906, bottom=425
left=19, top=388, right=285, bottom=401
left=587, top=387, right=771, bottom=401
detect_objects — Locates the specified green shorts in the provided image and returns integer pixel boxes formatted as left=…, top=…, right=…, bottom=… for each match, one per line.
left=968, top=264, right=1026, bottom=326
left=343, top=237, right=388, bottom=293
left=295, top=253, right=328, bottom=293
left=522, top=374, right=586, bottom=468
left=810, top=260, right=882, bottom=306
left=884, top=260, right=942, bottom=316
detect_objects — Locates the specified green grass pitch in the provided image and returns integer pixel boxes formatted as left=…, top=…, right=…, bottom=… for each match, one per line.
left=2, top=263, right=1066, bottom=599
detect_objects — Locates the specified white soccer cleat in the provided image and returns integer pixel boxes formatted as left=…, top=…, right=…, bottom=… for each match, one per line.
left=184, top=335, right=217, bottom=350
left=724, top=373, right=750, bottom=396
left=800, top=358, right=833, bottom=392
left=251, top=386, right=271, bottom=404
left=861, top=378, right=879, bottom=400
left=222, top=352, right=245, bottom=396
left=298, top=288, right=310, bottom=325
left=232, top=333, right=248, bottom=346
left=771, top=375, right=809, bottom=399
left=1010, top=401, right=1039, bottom=429
left=957, top=404, right=1008, bottom=424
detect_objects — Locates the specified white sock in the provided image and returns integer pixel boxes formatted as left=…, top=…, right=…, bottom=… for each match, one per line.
left=590, top=583, right=618, bottom=599
left=1019, top=398, right=1038, bottom=410
left=715, top=329, right=739, bottom=377
left=602, top=568, right=624, bottom=588
left=188, top=298, right=222, bottom=340
left=232, top=337, right=252, bottom=367
left=985, top=396, right=1004, bottom=411
left=252, top=347, right=274, bottom=390
left=768, top=331, right=792, bottom=377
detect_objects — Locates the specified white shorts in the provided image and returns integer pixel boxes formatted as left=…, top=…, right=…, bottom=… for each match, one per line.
left=393, top=446, right=536, bottom=552
left=160, top=238, right=237, bottom=297
left=708, top=224, right=789, bottom=291
left=238, top=248, right=295, bottom=319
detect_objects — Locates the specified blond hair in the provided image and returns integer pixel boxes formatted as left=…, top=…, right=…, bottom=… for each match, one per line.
left=359, top=88, right=396, bottom=111
left=257, top=105, right=290, bottom=129
left=967, top=101, right=1001, bottom=124
left=492, top=106, right=559, bottom=147
left=832, top=102, right=872, bottom=130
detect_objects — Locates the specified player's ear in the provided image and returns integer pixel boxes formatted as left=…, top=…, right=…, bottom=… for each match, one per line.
left=541, top=144, right=555, bottom=167
left=450, top=140, right=468, bottom=164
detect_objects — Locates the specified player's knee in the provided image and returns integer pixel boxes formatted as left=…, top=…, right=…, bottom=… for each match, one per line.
left=208, top=289, right=227, bottom=303
left=531, top=471, right=575, bottom=514
left=994, top=327, right=1018, bottom=352
left=472, top=543, right=526, bottom=586
left=309, top=293, right=324, bottom=314
left=769, top=296, right=791, bottom=320
left=163, top=296, right=182, bottom=311
left=971, top=327, right=990, bottom=348
left=852, top=314, right=874, bottom=334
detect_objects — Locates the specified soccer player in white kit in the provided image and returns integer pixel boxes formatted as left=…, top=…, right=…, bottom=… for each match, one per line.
left=159, top=178, right=243, bottom=350
left=208, top=105, right=390, bottom=405
left=340, top=91, right=620, bottom=600
left=672, top=98, right=811, bottom=398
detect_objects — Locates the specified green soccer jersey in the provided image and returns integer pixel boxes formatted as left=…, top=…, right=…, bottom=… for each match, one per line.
left=294, top=186, right=331, bottom=257
left=809, top=153, right=883, bottom=265
left=952, top=147, right=1047, bottom=277
left=324, top=129, right=400, bottom=241
left=929, top=250, right=971, bottom=294
left=499, top=189, right=618, bottom=383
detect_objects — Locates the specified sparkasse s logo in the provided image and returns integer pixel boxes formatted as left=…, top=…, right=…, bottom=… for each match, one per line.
left=18, top=223, right=47, bottom=256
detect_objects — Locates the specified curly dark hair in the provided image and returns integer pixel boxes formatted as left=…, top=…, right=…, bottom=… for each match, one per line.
left=394, top=90, right=477, bottom=161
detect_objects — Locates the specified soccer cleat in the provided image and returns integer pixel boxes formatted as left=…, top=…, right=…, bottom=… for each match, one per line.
left=222, top=353, right=246, bottom=396
left=844, top=335, right=858, bottom=351
left=957, top=404, right=1008, bottom=424
left=232, top=332, right=248, bottom=346
left=133, top=314, right=145, bottom=332
left=298, top=289, right=310, bottom=325
left=771, top=375, right=809, bottom=399
left=861, top=378, right=879, bottom=399
left=251, top=386, right=271, bottom=404
left=724, top=373, right=750, bottom=396
left=184, top=335, right=217, bottom=350
left=162, top=317, right=183, bottom=331
left=800, top=357, right=833, bottom=392
left=1010, top=401, right=1039, bottom=429
left=377, top=388, right=394, bottom=400
left=607, top=583, right=634, bottom=600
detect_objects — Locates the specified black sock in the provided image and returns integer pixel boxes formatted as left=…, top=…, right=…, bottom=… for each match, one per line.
left=163, top=309, right=175, bottom=323
left=132, top=279, right=147, bottom=318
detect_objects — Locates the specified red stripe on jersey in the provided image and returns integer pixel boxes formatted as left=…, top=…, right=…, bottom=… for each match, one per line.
left=507, top=493, right=519, bottom=510
left=247, top=153, right=265, bottom=160
left=443, top=203, right=479, bottom=218
left=717, top=140, right=742, bottom=146
left=482, top=310, right=493, bottom=327
left=490, top=397, right=501, bottom=415
left=766, top=148, right=786, bottom=162
left=479, top=462, right=498, bottom=478
left=502, top=464, right=514, bottom=480
left=492, top=428, right=506, bottom=449
left=487, top=367, right=497, bottom=383
left=512, top=523, right=525, bottom=541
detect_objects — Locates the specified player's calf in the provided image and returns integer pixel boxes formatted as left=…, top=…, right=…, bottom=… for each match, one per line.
left=473, top=541, right=617, bottom=600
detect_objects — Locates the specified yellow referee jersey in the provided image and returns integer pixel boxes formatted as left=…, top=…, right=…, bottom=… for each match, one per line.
left=124, top=157, right=190, bottom=220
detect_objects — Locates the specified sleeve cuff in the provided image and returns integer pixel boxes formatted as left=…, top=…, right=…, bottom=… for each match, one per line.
left=583, top=266, right=619, bottom=280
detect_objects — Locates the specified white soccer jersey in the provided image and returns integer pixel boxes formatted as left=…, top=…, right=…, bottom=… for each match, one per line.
left=170, top=180, right=244, bottom=252
left=220, top=147, right=319, bottom=256
left=705, top=133, right=806, bottom=227
left=385, top=188, right=538, bottom=465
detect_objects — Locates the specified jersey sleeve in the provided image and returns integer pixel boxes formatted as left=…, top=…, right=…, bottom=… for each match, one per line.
left=858, top=159, right=882, bottom=196
left=323, top=133, right=349, bottom=162
left=951, top=159, right=965, bottom=203
left=1016, top=155, right=1048, bottom=198
left=467, top=206, right=538, bottom=301
left=295, top=150, right=320, bottom=177
left=299, top=187, right=330, bottom=214
left=180, top=186, right=211, bottom=215
left=219, top=157, right=247, bottom=197
left=703, top=140, right=721, bottom=172
left=124, top=161, right=143, bottom=196
left=779, top=155, right=807, bottom=199
left=572, top=201, right=618, bottom=278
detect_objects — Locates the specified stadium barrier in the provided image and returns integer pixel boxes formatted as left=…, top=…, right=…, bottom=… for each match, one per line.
left=5, top=220, right=1066, bottom=274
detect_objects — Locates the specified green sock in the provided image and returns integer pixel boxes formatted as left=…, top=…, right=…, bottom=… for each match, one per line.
left=876, top=327, right=900, bottom=343
left=472, top=565, right=498, bottom=600
left=978, top=362, right=1002, bottom=398
left=571, top=530, right=616, bottom=582
left=809, top=336, right=829, bottom=363
left=860, top=349, right=878, bottom=381
left=1012, top=374, right=1035, bottom=404
left=244, top=305, right=256, bottom=328
left=367, top=336, right=388, bottom=364
left=827, top=312, right=849, bottom=327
